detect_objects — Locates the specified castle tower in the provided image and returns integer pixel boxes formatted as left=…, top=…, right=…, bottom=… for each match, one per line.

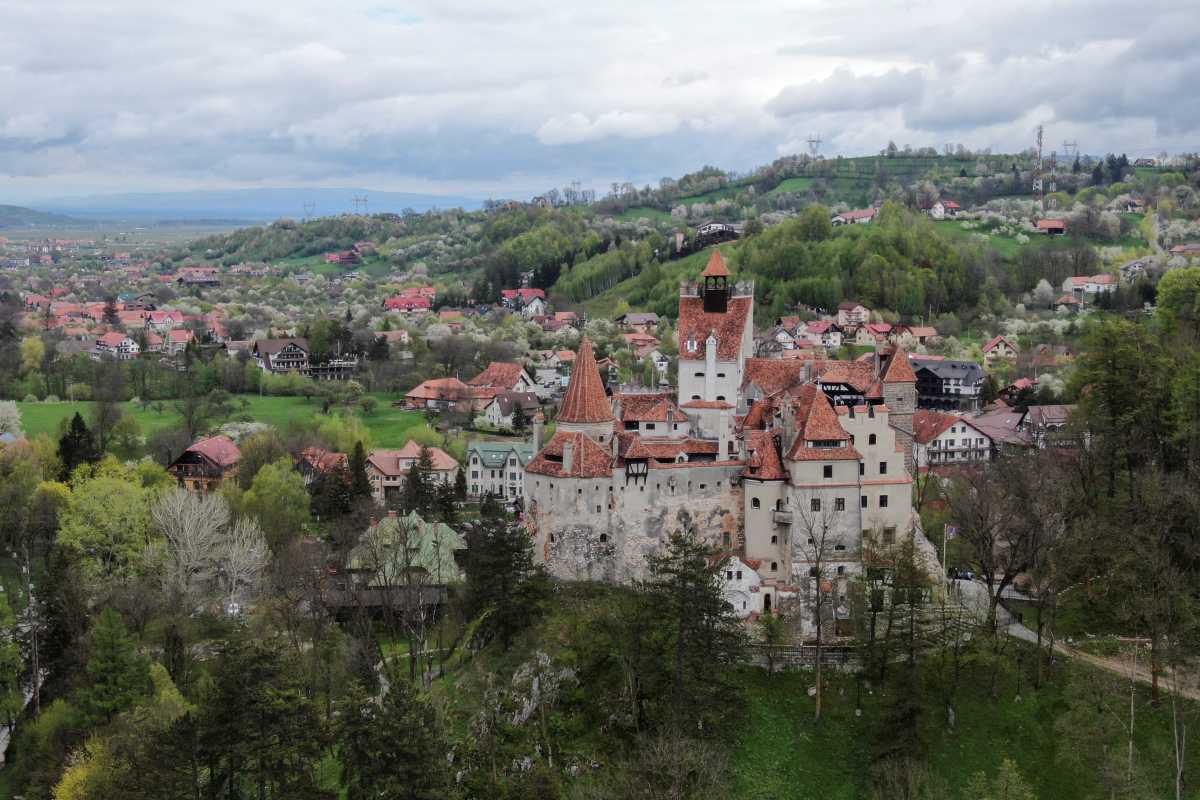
left=556, top=338, right=615, bottom=444
left=701, top=249, right=730, bottom=313
left=880, top=346, right=917, bottom=473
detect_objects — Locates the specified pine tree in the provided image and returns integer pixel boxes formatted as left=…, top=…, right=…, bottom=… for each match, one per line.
left=339, top=679, right=448, bottom=800
left=511, top=401, right=528, bottom=433
left=348, top=440, right=372, bottom=499
left=77, top=608, right=151, bottom=724
left=312, top=462, right=353, bottom=519
left=402, top=445, right=436, bottom=515
left=463, top=516, right=550, bottom=649
left=102, top=296, right=120, bottom=326
left=453, top=467, right=467, bottom=500
left=435, top=481, right=458, bottom=525
left=57, top=412, right=98, bottom=479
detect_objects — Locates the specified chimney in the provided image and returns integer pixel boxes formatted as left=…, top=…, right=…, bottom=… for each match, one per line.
left=562, top=439, right=574, bottom=473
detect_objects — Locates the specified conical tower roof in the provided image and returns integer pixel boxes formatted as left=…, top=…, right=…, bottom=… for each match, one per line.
left=881, top=345, right=916, bottom=383
left=701, top=249, right=730, bottom=278
left=558, top=338, right=614, bottom=424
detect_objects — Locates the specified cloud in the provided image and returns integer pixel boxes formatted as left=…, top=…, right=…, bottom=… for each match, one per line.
left=0, top=0, right=1196, bottom=201
left=768, top=67, right=924, bottom=116
left=536, top=111, right=681, bottom=145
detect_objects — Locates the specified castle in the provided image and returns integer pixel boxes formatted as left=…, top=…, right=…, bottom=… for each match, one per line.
left=524, top=250, right=928, bottom=619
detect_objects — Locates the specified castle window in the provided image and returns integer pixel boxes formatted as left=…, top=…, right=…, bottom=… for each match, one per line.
left=880, top=495, right=889, bottom=508
left=694, top=372, right=704, bottom=378
left=596, top=505, right=601, bottom=513
left=550, top=533, right=555, bottom=542
left=859, top=463, right=865, bottom=476
left=752, top=498, right=761, bottom=509
left=716, top=395, right=726, bottom=401
left=837, top=566, right=846, bottom=575
left=599, top=533, right=607, bottom=543
left=699, top=483, right=706, bottom=490
left=811, top=498, right=821, bottom=512
left=861, top=496, right=868, bottom=508
left=717, top=372, right=726, bottom=378
left=883, top=526, right=896, bottom=545
left=879, top=461, right=888, bottom=475
left=771, top=562, right=778, bottom=572
left=823, top=465, right=833, bottom=478
left=771, top=534, right=778, bottom=544
left=835, top=544, right=846, bottom=551
left=727, top=570, right=733, bottom=580
left=692, top=395, right=701, bottom=400
left=835, top=497, right=845, bottom=511
left=869, top=433, right=877, bottom=445
left=736, top=570, right=743, bottom=580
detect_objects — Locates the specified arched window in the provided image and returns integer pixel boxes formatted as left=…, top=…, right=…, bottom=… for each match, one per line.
left=598, top=533, right=608, bottom=543
left=771, top=561, right=778, bottom=571
left=775, top=499, right=784, bottom=511
left=869, top=433, right=877, bottom=445
left=752, top=498, right=761, bottom=509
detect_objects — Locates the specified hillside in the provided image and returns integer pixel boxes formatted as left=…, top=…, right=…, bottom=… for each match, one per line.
left=0, top=204, right=79, bottom=229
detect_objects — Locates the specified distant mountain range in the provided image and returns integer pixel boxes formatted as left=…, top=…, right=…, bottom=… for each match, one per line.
left=33, top=187, right=484, bottom=222
left=0, top=204, right=82, bottom=230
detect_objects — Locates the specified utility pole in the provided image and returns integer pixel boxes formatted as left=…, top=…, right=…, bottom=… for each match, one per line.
left=302, top=201, right=316, bottom=221
left=352, top=195, right=368, bottom=215
left=807, top=133, right=823, bottom=159
left=1034, top=124, right=1045, bottom=211
left=1062, top=140, right=1077, bottom=162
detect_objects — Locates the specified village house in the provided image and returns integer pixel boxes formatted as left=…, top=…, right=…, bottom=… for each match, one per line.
left=481, top=391, right=540, bottom=430
left=176, top=266, right=221, bottom=286
left=466, top=439, right=537, bottom=501
left=345, top=509, right=465, bottom=592
left=1021, top=404, right=1076, bottom=448
left=854, top=322, right=892, bottom=345
left=404, top=377, right=474, bottom=411
left=1036, top=219, right=1067, bottom=235
left=911, top=356, right=984, bottom=413
left=982, top=335, right=1019, bottom=365
left=1063, top=274, right=1116, bottom=299
left=890, top=325, right=939, bottom=349
left=912, top=410, right=992, bottom=468
left=836, top=301, right=870, bottom=329
left=366, top=441, right=459, bottom=505
left=500, top=288, right=547, bottom=318
left=719, top=554, right=764, bottom=618
left=168, top=436, right=240, bottom=493
left=928, top=200, right=962, bottom=220
left=92, top=332, right=140, bottom=361
left=1055, top=294, right=1083, bottom=314
left=253, top=338, right=309, bottom=374
left=831, top=208, right=878, bottom=226
left=295, top=447, right=348, bottom=488
left=468, top=361, right=535, bottom=393
left=616, top=312, right=660, bottom=334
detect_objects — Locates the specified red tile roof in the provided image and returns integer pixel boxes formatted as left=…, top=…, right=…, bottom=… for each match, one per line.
left=744, top=430, right=786, bottom=480
left=701, top=249, right=730, bottom=278
left=367, top=441, right=458, bottom=475
left=557, top=338, right=613, bottom=424
left=187, top=435, right=240, bottom=468
left=983, top=334, right=1015, bottom=353
left=881, top=347, right=916, bottom=383
left=912, top=410, right=962, bottom=444
left=678, top=295, right=753, bottom=361
left=743, top=358, right=807, bottom=396
left=680, top=400, right=735, bottom=409
left=299, top=447, right=348, bottom=472
left=406, top=377, right=472, bottom=402
left=613, top=392, right=681, bottom=424
left=526, top=431, right=613, bottom=478
left=467, top=361, right=528, bottom=389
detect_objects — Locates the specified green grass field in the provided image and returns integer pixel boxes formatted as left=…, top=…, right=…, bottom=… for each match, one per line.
left=16, top=393, right=431, bottom=450
left=612, top=206, right=674, bottom=224
left=731, top=650, right=1198, bottom=800
left=768, top=177, right=815, bottom=195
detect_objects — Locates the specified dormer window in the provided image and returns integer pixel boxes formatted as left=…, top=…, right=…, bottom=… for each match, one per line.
left=687, top=338, right=698, bottom=353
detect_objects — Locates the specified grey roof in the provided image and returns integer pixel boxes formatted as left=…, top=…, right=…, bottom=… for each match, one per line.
left=618, top=312, right=660, bottom=325
left=912, top=358, right=984, bottom=384
left=467, top=440, right=536, bottom=468
left=489, top=391, right=540, bottom=417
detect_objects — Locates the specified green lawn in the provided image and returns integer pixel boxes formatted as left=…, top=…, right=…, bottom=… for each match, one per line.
left=612, top=206, right=674, bottom=224
left=731, top=648, right=1199, bottom=800
left=768, top=177, right=815, bottom=195
left=17, top=393, right=432, bottom=450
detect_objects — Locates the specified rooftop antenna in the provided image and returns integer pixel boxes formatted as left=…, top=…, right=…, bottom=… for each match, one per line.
left=352, top=195, right=368, bottom=215
left=302, top=201, right=316, bottom=221
left=806, top=133, right=823, bottom=159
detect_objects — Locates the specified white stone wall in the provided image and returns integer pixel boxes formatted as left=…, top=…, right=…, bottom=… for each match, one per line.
left=525, top=463, right=744, bottom=582
left=678, top=357, right=741, bottom=404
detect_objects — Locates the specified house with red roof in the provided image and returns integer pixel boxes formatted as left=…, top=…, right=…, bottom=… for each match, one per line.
left=168, top=436, right=241, bottom=493
left=1062, top=273, right=1116, bottom=299
left=404, top=377, right=473, bottom=410
left=836, top=301, right=870, bottom=329
left=366, top=441, right=459, bottom=505
left=831, top=208, right=878, bottom=226
left=982, top=334, right=1019, bottom=365
left=467, top=362, right=535, bottom=393
left=1036, top=218, right=1067, bottom=235
left=384, top=294, right=433, bottom=313
left=92, top=332, right=140, bottom=361
left=912, top=410, right=991, bottom=468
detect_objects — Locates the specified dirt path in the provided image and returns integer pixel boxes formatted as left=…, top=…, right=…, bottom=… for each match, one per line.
left=1048, top=640, right=1200, bottom=701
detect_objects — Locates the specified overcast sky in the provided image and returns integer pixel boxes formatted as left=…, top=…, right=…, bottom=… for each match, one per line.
left=2, top=0, right=1197, bottom=202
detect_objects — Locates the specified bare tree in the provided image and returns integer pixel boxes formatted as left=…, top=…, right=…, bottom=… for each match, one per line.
left=217, top=516, right=269, bottom=611
left=790, top=490, right=845, bottom=722
left=152, top=488, right=229, bottom=605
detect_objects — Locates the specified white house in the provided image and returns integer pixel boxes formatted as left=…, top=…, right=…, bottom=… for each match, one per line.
left=93, top=332, right=140, bottom=361
left=466, top=440, right=535, bottom=501
left=831, top=208, right=877, bottom=226
left=912, top=410, right=992, bottom=468
left=799, top=320, right=843, bottom=349
left=836, top=302, right=870, bottom=328
left=482, top=391, right=540, bottom=429
left=929, top=200, right=962, bottom=220
left=1063, top=274, right=1117, bottom=298
left=719, top=555, right=764, bottom=618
